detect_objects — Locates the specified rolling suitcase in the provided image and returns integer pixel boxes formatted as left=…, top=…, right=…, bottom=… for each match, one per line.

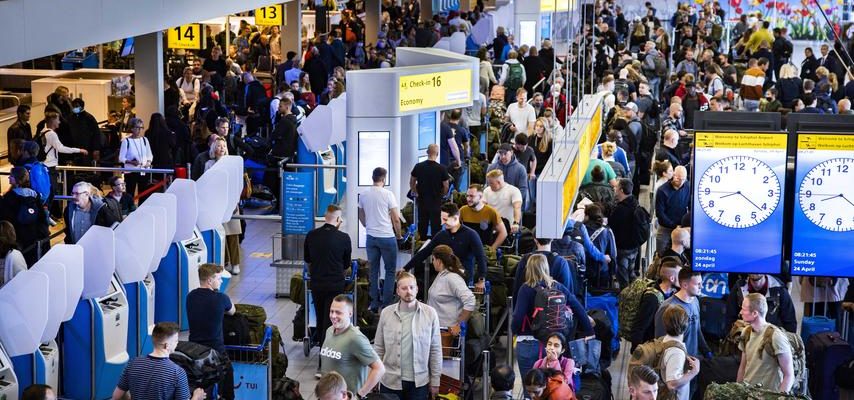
left=806, top=331, right=854, bottom=400
left=801, top=283, right=837, bottom=343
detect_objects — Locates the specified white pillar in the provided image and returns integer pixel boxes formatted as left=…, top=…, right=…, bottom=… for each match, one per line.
left=282, top=1, right=302, bottom=62
left=365, top=0, right=381, bottom=46
left=134, top=31, right=164, bottom=121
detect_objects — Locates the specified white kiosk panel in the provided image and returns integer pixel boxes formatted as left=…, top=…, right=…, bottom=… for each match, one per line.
left=31, top=262, right=67, bottom=344
left=299, top=105, right=334, bottom=152
left=136, top=207, right=168, bottom=272
left=211, top=156, right=243, bottom=223
left=38, top=245, right=83, bottom=320
left=114, top=210, right=156, bottom=284
left=166, top=179, right=199, bottom=242
left=0, top=270, right=49, bottom=356
left=77, top=226, right=116, bottom=299
left=196, top=169, right=229, bottom=231
left=329, top=95, right=347, bottom=145
left=141, top=193, right=177, bottom=244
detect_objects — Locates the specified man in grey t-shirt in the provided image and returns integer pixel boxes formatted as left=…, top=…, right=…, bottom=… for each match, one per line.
left=320, top=295, right=385, bottom=397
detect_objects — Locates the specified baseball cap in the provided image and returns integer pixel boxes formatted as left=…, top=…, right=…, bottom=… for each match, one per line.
left=624, top=102, right=638, bottom=113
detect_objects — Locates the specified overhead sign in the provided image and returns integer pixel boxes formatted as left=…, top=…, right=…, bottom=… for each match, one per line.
left=692, top=132, right=788, bottom=274
left=790, top=133, right=854, bottom=277
left=255, top=4, right=284, bottom=26
left=561, top=157, right=580, bottom=223
left=398, top=69, right=472, bottom=113
left=540, top=0, right=555, bottom=12
left=167, top=24, right=201, bottom=50
left=541, top=0, right=573, bottom=12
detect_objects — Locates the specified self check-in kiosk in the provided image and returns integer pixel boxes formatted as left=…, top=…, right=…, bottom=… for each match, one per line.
left=0, top=270, right=51, bottom=400
left=115, top=208, right=158, bottom=358
left=297, top=99, right=348, bottom=217
left=64, top=227, right=129, bottom=400
left=202, top=156, right=243, bottom=292
left=154, top=179, right=206, bottom=331
left=138, top=193, right=178, bottom=344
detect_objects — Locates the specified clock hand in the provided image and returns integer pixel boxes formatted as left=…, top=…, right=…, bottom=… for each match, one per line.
left=719, top=192, right=739, bottom=199
left=820, top=194, right=843, bottom=202
left=841, top=195, right=854, bottom=207
left=738, top=192, right=763, bottom=210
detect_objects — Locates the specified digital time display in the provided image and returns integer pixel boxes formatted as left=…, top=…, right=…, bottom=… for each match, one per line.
left=691, top=132, right=788, bottom=274
left=790, top=133, right=854, bottom=277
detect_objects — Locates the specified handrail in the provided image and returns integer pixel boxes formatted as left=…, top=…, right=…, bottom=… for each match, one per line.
left=22, top=230, right=65, bottom=259
left=286, top=163, right=346, bottom=169
left=56, top=165, right=175, bottom=174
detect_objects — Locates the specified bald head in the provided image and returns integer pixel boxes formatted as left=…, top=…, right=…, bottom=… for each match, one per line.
left=839, top=98, right=851, bottom=113
left=427, top=143, right=439, bottom=158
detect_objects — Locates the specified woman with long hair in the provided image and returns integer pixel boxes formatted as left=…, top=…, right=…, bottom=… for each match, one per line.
left=427, top=245, right=476, bottom=336
left=776, top=64, right=803, bottom=108
left=529, top=118, right=553, bottom=176
left=0, top=221, right=26, bottom=287
left=146, top=113, right=176, bottom=169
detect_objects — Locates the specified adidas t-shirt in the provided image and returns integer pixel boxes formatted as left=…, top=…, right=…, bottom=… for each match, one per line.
left=320, top=325, right=379, bottom=392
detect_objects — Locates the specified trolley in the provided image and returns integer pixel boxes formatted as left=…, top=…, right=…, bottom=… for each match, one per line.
left=439, top=322, right=467, bottom=398
left=223, top=326, right=274, bottom=400
left=302, top=260, right=359, bottom=356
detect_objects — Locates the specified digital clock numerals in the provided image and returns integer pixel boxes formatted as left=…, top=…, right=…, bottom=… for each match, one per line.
left=698, top=156, right=781, bottom=228
left=798, top=158, right=854, bottom=232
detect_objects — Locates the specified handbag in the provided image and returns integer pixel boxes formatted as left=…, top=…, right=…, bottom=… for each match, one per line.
left=569, top=338, right=602, bottom=376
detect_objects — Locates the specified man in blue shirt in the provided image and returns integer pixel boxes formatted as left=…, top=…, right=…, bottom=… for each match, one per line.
left=655, top=165, right=690, bottom=254
left=654, top=268, right=711, bottom=358
left=187, top=263, right=236, bottom=399
left=113, top=322, right=205, bottom=400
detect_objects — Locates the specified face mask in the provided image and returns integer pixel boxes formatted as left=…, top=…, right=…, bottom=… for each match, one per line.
left=72, top=107, right=82, bottom=114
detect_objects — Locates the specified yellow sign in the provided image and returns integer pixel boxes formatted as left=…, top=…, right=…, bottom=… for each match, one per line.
left=695, top=132, right=787, bottom=150
left=398, top=69, right=472, bottom=113
left=556, top=0, right=574, bottom=11
left=562, top=159, right=580, bottom=223
left=167, top=24, right=201, bottom=50
left=255, top=4, right=284, bottom=26
left=798, top=134, right=854, bottom=151
left=540, top=0, right=555, bottom=12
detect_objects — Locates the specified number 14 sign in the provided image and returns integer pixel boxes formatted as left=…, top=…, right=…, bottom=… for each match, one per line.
left=167, top=24, right=201, bottom=50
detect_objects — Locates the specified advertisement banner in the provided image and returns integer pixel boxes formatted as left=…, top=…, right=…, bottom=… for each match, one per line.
left=232, top=362, right=268, bottom=400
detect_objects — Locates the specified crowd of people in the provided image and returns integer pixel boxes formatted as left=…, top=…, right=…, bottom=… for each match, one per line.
left=4, top=0, right=854, bottom=399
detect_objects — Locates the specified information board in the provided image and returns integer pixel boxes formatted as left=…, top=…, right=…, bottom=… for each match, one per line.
left=167, top=24, right=201, bottom=50
left=691, top=132, right=788, bottom=274
left=790, top=133, right=854, bottom=277
left=282, top=172, right=315, bottom=234
left=255, top=4, right=284, bottom=26
left=358, top=131, right=390, bottom=186
left=398, top=69, right=472, bottom=113
left=418, top=112, right=437, bottom=150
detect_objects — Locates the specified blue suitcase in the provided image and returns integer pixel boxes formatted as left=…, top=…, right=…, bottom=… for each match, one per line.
left=801, top=315, right=836, bottom=344
left=586, top=292, right=620, bottom=357
left=806, top=331, right=854, bottom=400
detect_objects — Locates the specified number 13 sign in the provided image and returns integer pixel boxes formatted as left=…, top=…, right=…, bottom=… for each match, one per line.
left=167, top=24, right=201, bottom=50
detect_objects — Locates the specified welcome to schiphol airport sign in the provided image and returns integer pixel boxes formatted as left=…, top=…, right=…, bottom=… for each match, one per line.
left=398, top=69, right=472, bottom=113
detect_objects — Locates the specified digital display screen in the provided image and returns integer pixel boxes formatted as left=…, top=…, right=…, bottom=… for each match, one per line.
left=691, top=132, right=788, bottom=274
left=120, top=38, right=135, bottom=57
left=790, top=133, right=854, bottom=277
left=358, top=131, right=390, bottom=186
left=418, top=112, right=436, bottom=150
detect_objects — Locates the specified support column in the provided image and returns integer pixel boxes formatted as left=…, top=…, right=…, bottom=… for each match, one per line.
left=134, top=31, right=164, bottom=122
left=460, top=0, right=471, bottom=12
left=282, top=0, right=302, bottom=59
left=364, top=0, right=381, bottom=46
left=421, top=0, right=433, bottom=24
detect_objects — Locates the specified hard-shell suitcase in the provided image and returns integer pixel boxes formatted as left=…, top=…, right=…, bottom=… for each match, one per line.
left=801, top=315, right=836, bottom=344
left=806, top=331, right=854, bottom=400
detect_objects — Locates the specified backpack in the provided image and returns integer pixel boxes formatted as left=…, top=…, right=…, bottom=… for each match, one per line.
left=527, top=283, right=574, bottom=343
left=626, top=205, right=652, bottom=249
left=223, top=313, right=252, bottom=346
left=169, top=341, right=226, bottom=389
left=653, top=54, right=668, bottom=77
left=618, top=278, right=663, bottom=340
left=24, top=162, right=51, bottom=206
left=33, top=129, right=51, bottom=162
left=271, top=376, right=304, bottom=400
left=628, top=337, right=687, bottom=400
left=703, top=382, right=811, bottom=400
left=506, top=62, right=524, bottom=92
left=638, top=120, right=659, bottom=155
left=234, top=304, right=289, bottom=379
left=16, top=194, right=43, bottom=225
left=614, top=79, right=631, bottom=97
left=740, top=324, right=807, bottom=390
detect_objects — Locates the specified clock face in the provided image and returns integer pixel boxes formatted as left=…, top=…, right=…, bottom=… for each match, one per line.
left=798, top=157, right=854, bottom=232
left=698, top=155, right=781, bottom=228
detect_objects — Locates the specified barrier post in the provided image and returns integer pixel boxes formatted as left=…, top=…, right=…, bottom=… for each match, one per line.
left=506, top=296, right=513, bottom=366
left=482, top=350, right=490, bottom=400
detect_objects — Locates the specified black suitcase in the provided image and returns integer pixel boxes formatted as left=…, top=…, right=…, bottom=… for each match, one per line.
left=576, top=370, right=613, bottom=400
left=697, top=355, right=741, bottom=398
left=223, top=313, right=252, bottom=345
left=169, top=341, right=226, bottom=389
left=699, top=296, right=728, bottom=340
left=588, top=308, right=615, bottom=369
left=807, top=331, right=854, bottom=400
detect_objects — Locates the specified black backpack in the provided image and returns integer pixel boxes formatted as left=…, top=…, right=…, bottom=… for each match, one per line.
left=223, top=313, right=252, bottom=346
left=169, top=341, right=226, bottom=390
left=33, top=129, right=51, bottom=162
left=16, top=194, right=43, bottom=225
left=626, top=205, right=652, bottom=249
left=272, top=377, right=303, bottom=400
left=528, top=283, right=575, bottom=343
left=638, top=120, right=658, bottom=155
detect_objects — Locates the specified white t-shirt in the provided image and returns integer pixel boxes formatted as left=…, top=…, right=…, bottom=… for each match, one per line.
left=506, top=102, right=537, bottom=134
left=661, top=336, right=690, bottom=400
left=358, top=186, right=399, bottom=238
left=483, top=184, right=522, bottom=223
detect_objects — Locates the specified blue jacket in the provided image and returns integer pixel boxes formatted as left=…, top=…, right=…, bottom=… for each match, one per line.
left=584, top=222, right=617, bottom=276
left=512, top=251, right=574, bottom=299
left=512, top=281, right=594, bottom=337
left=487, top=157, right=529, bottom=205
left=655, top=181, right=690, bottom=229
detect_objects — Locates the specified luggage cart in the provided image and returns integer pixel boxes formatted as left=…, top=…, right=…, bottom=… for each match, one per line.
left=472, top=281, right=492, bottom=340
left=302, top=260, right=359, bottom=356
left=224, top=326, right=273, bottom=400
left=440, top=323, right=467, bottom=397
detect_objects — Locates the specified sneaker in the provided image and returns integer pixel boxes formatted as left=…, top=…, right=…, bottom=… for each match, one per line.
left=314, top=371, right=322, bottom=379
left=46, top=216, right=58, bottom=227
left=231, top=265, right=240, bottom=275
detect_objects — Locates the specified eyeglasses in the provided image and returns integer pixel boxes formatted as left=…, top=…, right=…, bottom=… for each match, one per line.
left=132, top=125, right=144, bottom=130
left=70, top=192, right=89, bottom=197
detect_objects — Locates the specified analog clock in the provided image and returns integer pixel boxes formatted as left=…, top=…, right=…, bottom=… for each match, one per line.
left=698, top=155, right=781, bottom=228
left=798, top=157, right=854, bottom=232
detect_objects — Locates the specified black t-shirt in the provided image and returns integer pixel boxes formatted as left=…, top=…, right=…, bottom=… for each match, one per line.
left=514, top=146, right=536, bottom=174
left=186, top=288, right=232, bottom=353
left=410, top=160, right=450, bottom=201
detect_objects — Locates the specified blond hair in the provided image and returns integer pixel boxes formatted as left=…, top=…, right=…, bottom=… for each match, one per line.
left=524, top=254, right=553, bottom=288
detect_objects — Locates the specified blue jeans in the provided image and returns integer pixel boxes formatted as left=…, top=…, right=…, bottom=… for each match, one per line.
left=380, top=381, right=429, bottom=400
left=648, top=76, right=661, bottom=100
left=528, top=175, right=537, bottom=209
left=515, top=339, right=542, bottom=383
left=743, top=99, right=760, bottom=112
left=616, top=248, right=640, bottom=289
left=366, top=235, right=398, bottom=309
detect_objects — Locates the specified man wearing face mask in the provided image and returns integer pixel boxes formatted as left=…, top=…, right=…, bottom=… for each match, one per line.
left=67, top=98, right=101, bottom=165
left=726, top=274, right=797, bottom=334
left=305, top=204, right=353, bottom=371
